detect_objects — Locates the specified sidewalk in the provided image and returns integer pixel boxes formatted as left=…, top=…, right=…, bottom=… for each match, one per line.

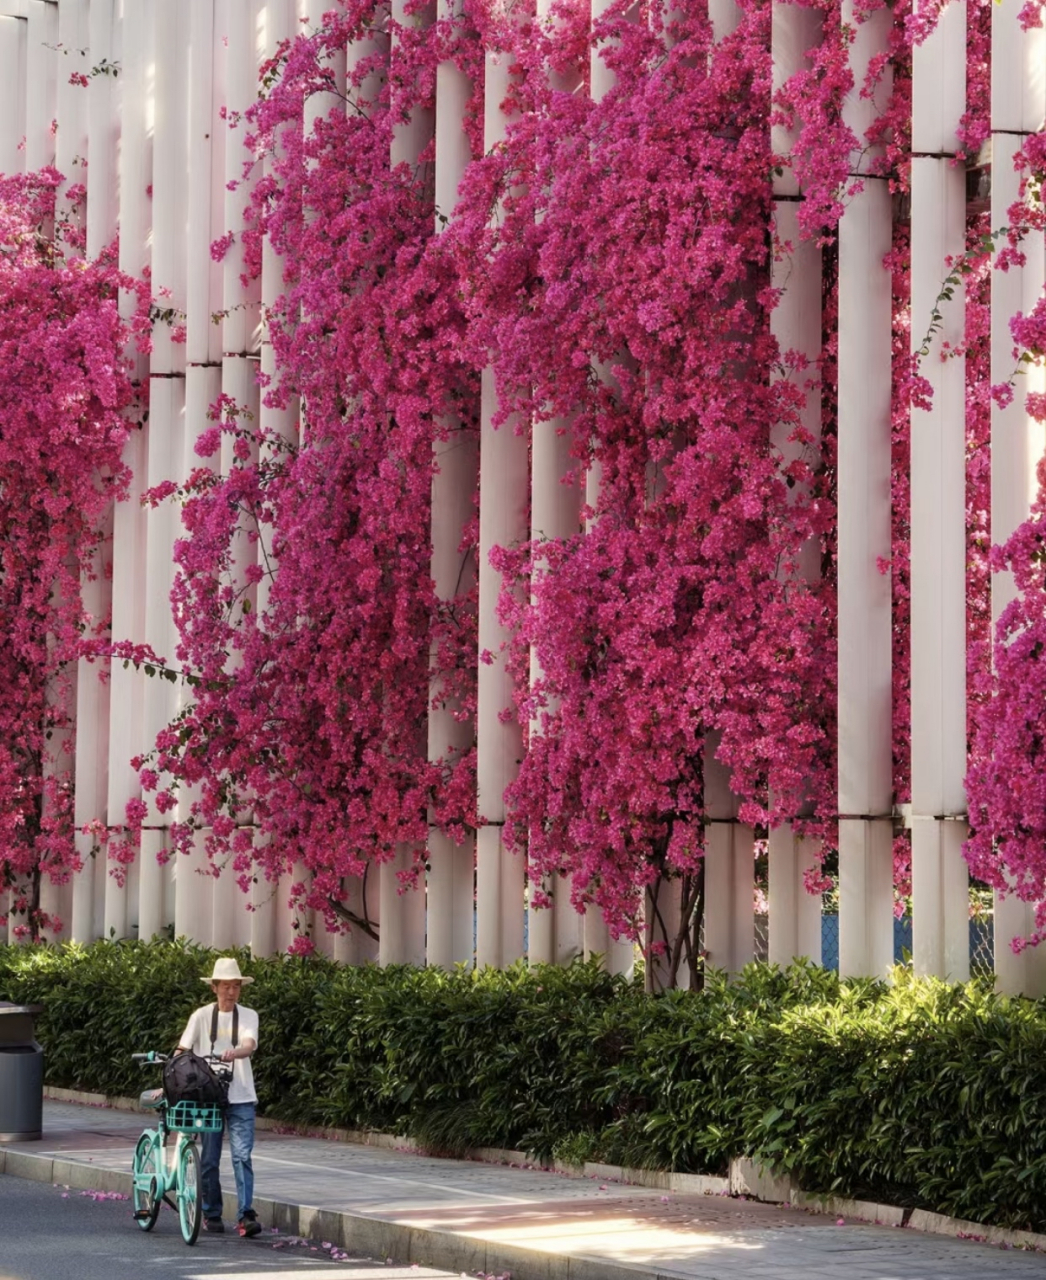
left=1, top=1099, right=1043, bottom=1280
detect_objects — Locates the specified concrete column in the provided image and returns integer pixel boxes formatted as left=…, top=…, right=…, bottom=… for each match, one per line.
left=214, top=361, right=257, bottom=945
left=585, top=0, right=616, bottom=517
left=990, top=0, right=1046, bottom=995
left=28, top=0, right=81, bottom=941
left=38, top=860, right=71, bottom=945
left=108, top=0, right=152, bottom=941
left=427, top=827, right=474, bottom=969
left=139, top=1, right=189, bottom=943
left=694, top=0, right=755, bottom=978
left=582, top=912, right=634, bottom=976
left=219, top=354, right=261, bottom=609
left=767, top=245, right=824, bottom=954
left=426, top=427, right=477, bottom=969
left=187, top=0, right=226, bottom=383
left=582, top=1, right=638, bottom=977
left=54, top=0, right=88, bottom=217
left=91, top=828, right=107, bottom=938
left=527, top=414, right=583, bottom=967
left=909, top=2, right=969, bottom=978
left=433, top=12, right=469, bottom=225
left=305, top=0, right=346, bottom=138
left=768, top=827, right=823, bottom=966
left=312, top=920, right=337, bottom=959
left=586, top=0, right=615, bottom=521
left=104, top=834, right=130, bottom=940
left=475, top=46, right=528, bottom=970
left=71, top=831, right=99, bottom=942
left=178, top=103, right=221, bottom=950
left=476, top=366, right=528, bottom=969
left=424, top=0, right=477, bottom=974
left=72, top=528, right=110, bottom=941
left=115, top=0, right=153, bottom=285
left=139, top=373, right=187, bottom=941
left=222, top=0, right=300, bottom=953
left=704, top=741, right=755, bottom=976
left=211, top=864, right=236, bottom=948
left=523, top=0, right=586, bottom=970
left=86, top=0, right=118, bottom=254
left=212, top=850, right=251, bottom=948
left=837, top=0, right=895, bottom=977
left=645, top=875, right=686, bottom=991
left=217, top=6, right=262, bottom=947
left=335, top=874, right=380, bottom=964
left=767, top=1, right=823, bottom=968
left=250, top=845, right=278, bottom=959
left=378, top=848, right=427, bottom=967
left=590, top=0, right=617, bottom=103
left=275, top=869, right=312, bottom=953
left=709, top=0, right=740, bottom=41
left=0, top=13, right=25, bottom=174
left=297, top=0, right=367, bottom=945
left=253, top=1, right=298, bottom=732
left=258, top=0, right=299, bottom=455
left=24, top=0, right=57, bottom=171
left=137, top=829, right=168, bottom=940
left=376, top=0, right=433, bottom=967
left=995, top=883, right=1046, bottom=997
left=70, top=0, right=122, bottom=942
left=221, top=0, right=262, bottom=363
left=175, top=829, right=213, bottom=943
left=390, top=0, right=432, bottom=169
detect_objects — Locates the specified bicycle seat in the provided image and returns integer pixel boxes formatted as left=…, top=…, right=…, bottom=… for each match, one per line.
left=139, top=1088, right=164, bottom=1110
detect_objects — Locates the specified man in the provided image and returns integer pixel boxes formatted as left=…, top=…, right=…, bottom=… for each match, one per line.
left=178, top=956, right=262, bottom=1237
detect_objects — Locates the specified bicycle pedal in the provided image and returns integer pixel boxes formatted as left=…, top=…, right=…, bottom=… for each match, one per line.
left=132, top=1210, right=153, bottom=1221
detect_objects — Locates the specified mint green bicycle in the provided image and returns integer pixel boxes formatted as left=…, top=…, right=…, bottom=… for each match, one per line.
left=130, top=1051, right=230, bottom=1245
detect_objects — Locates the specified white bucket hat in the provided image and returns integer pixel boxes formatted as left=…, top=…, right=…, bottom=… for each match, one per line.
left=202, top=956, right=254, bottom=985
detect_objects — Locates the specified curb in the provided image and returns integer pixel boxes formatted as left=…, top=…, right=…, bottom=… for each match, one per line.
left=0, top=1141, right=677, bottom=1280
left=35, top=1087, right=1046, bottom=1259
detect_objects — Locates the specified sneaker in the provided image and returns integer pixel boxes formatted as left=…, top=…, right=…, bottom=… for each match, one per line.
left=203, top=1218, right=224, bottom=1234
left=238, top=1211, right=261, bottom=1238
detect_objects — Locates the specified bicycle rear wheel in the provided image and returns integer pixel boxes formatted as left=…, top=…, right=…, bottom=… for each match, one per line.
left=131, top=1132, right=161, bottom=1231
left=177, top=1140, right=202, bottom=1245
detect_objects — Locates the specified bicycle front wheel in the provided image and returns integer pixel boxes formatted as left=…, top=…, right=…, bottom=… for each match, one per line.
left=177, top=1140, right=202, bottom=1245
left=131, top=1132, right=161, bottom=1232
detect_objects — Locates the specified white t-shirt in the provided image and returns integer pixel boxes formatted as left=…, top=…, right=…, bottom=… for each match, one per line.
left=178, top=1003, right=259, bottom=1106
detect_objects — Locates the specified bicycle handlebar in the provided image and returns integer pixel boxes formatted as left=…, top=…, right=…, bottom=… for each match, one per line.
left=131, top=1050, right=232, bottom=1078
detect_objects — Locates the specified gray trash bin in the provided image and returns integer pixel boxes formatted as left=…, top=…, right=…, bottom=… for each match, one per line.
left=0, top=1002, right=44, bottom=1141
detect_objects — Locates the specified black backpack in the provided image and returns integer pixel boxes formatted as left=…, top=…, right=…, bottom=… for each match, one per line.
left=163, top=1050, right=227, bottom=1106
left=163, top=1004, right=238, bottom=1106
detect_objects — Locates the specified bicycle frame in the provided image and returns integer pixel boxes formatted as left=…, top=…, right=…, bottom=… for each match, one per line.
left=131, top=1051, right=226, bottom=1245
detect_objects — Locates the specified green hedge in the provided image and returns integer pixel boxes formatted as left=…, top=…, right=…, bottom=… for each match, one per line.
left=2, top=940, right=1045, bottom=1232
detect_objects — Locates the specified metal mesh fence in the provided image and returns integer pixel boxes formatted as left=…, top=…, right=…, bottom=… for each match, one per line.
left=819, top=902, right=994, bottom=975
left=821, top=911, right=839, bottom=969
left=969, top=911, right=994, bottom=977
left=754, top=913, right=769, bottom=964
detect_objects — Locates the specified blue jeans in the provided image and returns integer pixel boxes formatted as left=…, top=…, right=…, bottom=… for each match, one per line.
left=200, top=1102, right=255, bottom=1221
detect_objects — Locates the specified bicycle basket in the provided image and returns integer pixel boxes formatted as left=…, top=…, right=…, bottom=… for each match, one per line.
left=166, top=1101, right=224, bottom=1133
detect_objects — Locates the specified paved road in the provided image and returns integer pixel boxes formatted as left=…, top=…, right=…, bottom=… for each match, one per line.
left=0, top=1174, right=458, bottom=1280
left=8, top=1101, right=1046, bottom=1280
